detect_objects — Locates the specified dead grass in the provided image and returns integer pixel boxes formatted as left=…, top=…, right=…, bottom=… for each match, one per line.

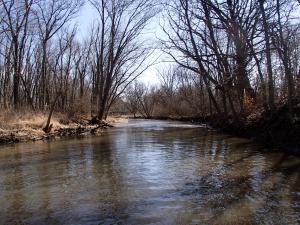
left=0, top=110, right=77, bottom=131
left=0, top=110, right=128, bottom=135
left=0, top=111, right=128, bottom=144
left=105, top=116, right=128, bottom=124
left=0, top=110, right=90, bottom=143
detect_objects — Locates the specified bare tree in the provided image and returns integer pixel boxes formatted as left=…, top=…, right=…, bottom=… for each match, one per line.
left=272, top=0, right=297, bottom=118
left=34, top=0, right=83, bottom=108
left=89, top=0, right=158, bottom=121
left=1, top=0, right=33, bottom=108
left=124, top=81, right=141, bottom=117
left=161, top=0, right=299, bottom=123
left=135, top=81, right=156, bottom=118
left=258, top=0, right=275, bottom=110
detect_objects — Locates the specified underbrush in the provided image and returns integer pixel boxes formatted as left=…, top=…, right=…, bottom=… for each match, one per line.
left=0, top=108, right=128, bottom=131
left=0, top=110, right=119, bottom=144
left=0, top=110, right=80, bottom=132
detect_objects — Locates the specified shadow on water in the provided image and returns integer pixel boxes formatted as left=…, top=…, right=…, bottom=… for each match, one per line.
left=0, top=119, right=299, bottom=225
left=181, top=151, right=300, bottom=225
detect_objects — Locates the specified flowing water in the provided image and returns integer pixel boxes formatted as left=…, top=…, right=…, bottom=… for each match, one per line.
left=0, top=119, right=299, bottom=225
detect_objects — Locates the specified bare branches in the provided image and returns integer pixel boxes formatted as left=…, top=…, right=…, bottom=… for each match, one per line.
left=89, top=0, right=158, bottom=120
left=0, top=0, right=299, bottom=122
left=161, top=0, right=300, bottom=120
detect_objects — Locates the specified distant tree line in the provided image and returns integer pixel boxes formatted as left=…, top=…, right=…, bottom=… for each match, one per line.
left=125, top=67, right=206, bottom=118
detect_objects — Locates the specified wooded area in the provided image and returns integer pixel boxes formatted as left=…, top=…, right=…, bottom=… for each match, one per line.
left=0, top=0, right=300, bottom=130
left=0, top=0, right=157, bottom=122
left=125, top=0, right=300, bottom=124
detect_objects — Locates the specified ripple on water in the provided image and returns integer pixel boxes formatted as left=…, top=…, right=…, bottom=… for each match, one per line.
left=0, top=119, right=299, bottom=225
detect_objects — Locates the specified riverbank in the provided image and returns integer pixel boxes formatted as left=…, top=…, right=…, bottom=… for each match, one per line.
left=130, top=102, right=300, bottom=155
left=220, top=104, right=300, bottom=155
left=0, top=112, right=126, bottom=145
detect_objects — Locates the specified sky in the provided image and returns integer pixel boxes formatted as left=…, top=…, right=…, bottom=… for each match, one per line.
left=75, top=1, right=300, bottom=86
left=75, top=2, right=166, bottom=86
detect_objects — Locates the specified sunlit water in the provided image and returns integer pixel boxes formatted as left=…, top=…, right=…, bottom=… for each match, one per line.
left=0, top=119, right=299, bottom=225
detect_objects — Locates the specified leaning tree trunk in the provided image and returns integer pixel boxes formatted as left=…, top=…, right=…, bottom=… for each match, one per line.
left=43, top=92, right=61, bottom=133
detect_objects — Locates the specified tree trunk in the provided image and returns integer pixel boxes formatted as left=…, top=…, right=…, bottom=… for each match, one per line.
left=259, top=0, right=275, bottom=111
left=43, top=92, right=61, bottom=133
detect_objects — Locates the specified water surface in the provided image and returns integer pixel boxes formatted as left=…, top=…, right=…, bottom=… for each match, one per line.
left=0, top=119, right=299, bottom=225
